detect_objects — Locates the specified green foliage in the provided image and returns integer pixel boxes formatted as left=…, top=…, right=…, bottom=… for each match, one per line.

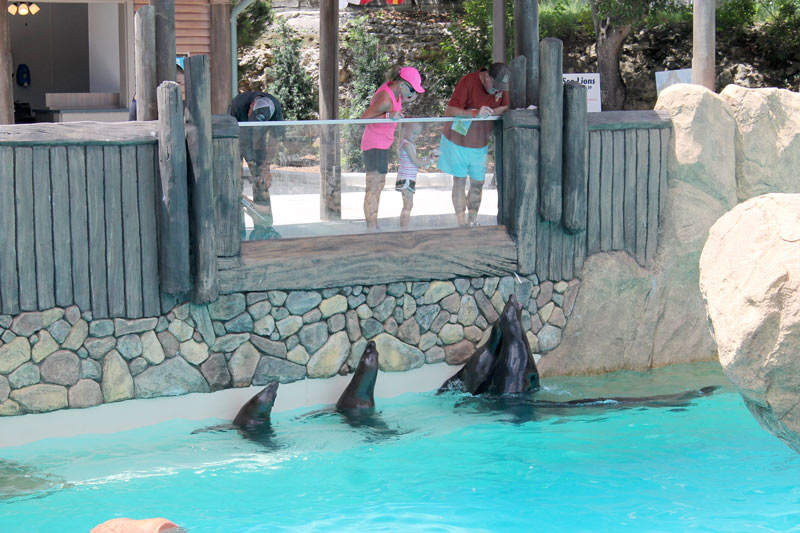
left=342, top=15, right=392, bottom=119
left=760, top=1, right=800, bottom=66
left=717, top=0, right=757, bottom=31
left=423, top=0, right=514, bottom=107
left=237, top=0, right=272, bottom=49
left=540, top=0, right=594, bottom=38
left=341, top=15, right=392, bottom=171
left=266, top=21, right=316, bottom=120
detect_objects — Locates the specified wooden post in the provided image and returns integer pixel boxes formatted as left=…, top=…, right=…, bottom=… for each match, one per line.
left=493, top=0, right=506, bottom=63
left=509, top=55, right=526, bottom=110
left=514, top=0, right=539, bottom=107
left=0, top=8, right=13, bottom=124
left=512, top=127, right=539, bottom=275
left=212, top=115, right=242, bottom=258
left=319, top=0, right=341, bottom=220
left=184, top=55, right=219, bottom=303
left=538, top=37, right=563, bottom=223
left=151, top=0, right=177, bottom=84
left=210, top=2, right=232, bottom=114
left=156, top=81, right=190, bottom=295
left=134, top=6, right=158, bottom=121
left=692, top=0, right=715, bottom=90
left=562, top=81, right=587, bottom=233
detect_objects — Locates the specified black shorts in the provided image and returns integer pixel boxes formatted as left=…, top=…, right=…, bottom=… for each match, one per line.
left=363, top=148, right=389, bottom=174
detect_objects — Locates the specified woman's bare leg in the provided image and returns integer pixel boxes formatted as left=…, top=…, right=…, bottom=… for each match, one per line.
left=364, top=172, right=385, bottom=230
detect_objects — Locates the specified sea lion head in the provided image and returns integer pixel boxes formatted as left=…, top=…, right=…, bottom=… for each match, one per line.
left=233, top=381, right=279, bottom=427
left=358, top=340, right=379, bottom=372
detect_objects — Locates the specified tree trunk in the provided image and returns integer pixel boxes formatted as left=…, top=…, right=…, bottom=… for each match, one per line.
left=590, top=3, right=631, bottom=111
left=0, top=8, right=14, bottom=124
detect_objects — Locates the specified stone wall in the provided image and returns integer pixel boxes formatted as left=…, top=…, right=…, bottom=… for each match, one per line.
left=0, top=275, right=579, bottom=416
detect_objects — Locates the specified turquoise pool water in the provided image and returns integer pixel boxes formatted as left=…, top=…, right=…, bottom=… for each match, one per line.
left=1, top=362, right=799, bottom=532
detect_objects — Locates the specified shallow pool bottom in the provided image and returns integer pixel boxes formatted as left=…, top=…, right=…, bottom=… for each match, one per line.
left=1, top=362, right=799, bottom=532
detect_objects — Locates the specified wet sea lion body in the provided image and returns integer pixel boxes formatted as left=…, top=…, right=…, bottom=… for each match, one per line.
left=233, top=381, right=279, bottom=430
left=336, top=341, right=379, bottom=410
left=491, top=294, right=540, bottom=394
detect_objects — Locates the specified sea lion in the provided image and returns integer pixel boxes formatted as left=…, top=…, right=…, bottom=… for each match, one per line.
left=438, top=322, right=503, bottom=395
left=530, top=386, right=720, bottom=408
left=490, top=294, right=540, bottom=394
left=233, top=380, right=279, bottom=430
left=337, top=340, right=379, bottom=410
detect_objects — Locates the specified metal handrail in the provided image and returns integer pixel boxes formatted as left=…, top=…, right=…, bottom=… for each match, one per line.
left=238, top=116, right=502, bottom=127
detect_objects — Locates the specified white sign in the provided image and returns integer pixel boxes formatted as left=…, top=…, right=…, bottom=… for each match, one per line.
left=655, top=68, right=692, bottom=95
left=563, top=73, right=601, bottom=112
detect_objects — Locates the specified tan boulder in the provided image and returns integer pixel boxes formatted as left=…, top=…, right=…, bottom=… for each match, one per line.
left=719, top=85, right=800, bottom=202
left=699, top=193, right=800, bottom=454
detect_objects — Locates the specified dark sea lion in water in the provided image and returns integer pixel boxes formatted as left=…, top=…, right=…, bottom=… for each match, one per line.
left=490, top=294, right=540, bottom=394
left=530, top=385, right=720, bottom=408
left=234, top=380, right=279, bottom=427
left=337, top=340, right=379, bottom=410
left=438, top=322, right=502, bottom=395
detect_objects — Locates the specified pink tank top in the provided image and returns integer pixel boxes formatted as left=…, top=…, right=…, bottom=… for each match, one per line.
left=361, top=83, right=402, bottom=151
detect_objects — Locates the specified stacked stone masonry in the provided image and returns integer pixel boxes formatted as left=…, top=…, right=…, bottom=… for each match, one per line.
left=0, top=275, right=579, bottom=416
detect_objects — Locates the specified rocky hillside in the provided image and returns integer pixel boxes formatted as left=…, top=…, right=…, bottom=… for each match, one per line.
left=238, top=4, right=799, bottom=115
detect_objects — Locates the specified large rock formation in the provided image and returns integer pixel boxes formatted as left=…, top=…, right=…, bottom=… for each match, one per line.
left=699, top=193, right=800, bottom=454
left=540, top=84, right=738, bottom=375
left=719, top=85, right=800, bottom=202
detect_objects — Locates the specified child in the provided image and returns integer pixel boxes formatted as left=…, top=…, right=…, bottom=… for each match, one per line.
left=395, top=122, right=439, bottom=229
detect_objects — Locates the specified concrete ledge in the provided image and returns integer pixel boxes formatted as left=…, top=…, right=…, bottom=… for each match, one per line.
left=0, top=363, right=456, bottom=448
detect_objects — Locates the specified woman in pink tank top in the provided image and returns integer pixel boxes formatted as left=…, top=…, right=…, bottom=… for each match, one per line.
left=359, top=66, right=425, bottom=231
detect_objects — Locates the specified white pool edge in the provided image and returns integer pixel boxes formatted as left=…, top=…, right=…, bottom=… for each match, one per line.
left=0, top=363, right=456, bottom=448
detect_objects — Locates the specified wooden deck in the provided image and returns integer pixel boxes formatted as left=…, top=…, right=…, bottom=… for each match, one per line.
left=218, top=225, right=518, bottom=292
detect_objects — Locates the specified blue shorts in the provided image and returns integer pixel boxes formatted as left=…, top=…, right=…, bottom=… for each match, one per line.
left=437, top=134, right=489, bottom=182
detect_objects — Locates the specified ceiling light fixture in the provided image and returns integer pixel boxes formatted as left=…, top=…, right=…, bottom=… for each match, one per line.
left=7, top=2, right=40, bottom=16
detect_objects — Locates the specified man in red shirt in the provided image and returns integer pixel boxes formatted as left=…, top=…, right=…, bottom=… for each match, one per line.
left=438, top=63, right=510, bottom=226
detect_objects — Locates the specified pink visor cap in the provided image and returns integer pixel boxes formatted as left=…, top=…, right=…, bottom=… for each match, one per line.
left=399, top=66, right=425, bottom=93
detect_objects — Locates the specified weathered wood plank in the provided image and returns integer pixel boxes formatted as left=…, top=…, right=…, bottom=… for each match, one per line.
left=536, top=219, right=550, bottom=281
left=646, top=128, right=661, bottom=265
left=514, top=0, right=539, bottom=105
left=213, top=135, right=241, bottom=257
left=549, top=223, right=563, bottom=282
left=137, top=144, right=161, bottom=317
left=67, top=146, right=90, bottom=311
left=212, top=114, right=239, bottom=138
left=0, top=122, right=159, bottom=145
left=503, top=109, right=540, bottom=129
left=121, top=146, right=143, bottom=318
left=104, top=146, right=125, bottom=317
left=15, top=147, right=36, bottom=311
left=135, top=5, right=158, bottom=121
left=0, top=146, right=18, bottom=314
left=588, top=110, right=672, bottom=130
left=599, top=130, right=613, bottom=252
left=623, top=129, right=637, bottom=257
left=185, top=55, right=219, bottom=304
left=50, top=146, right=73, bottom=307
left=153, top=0, right=178, bottom=85
left=659, top=127, right=670, bottom=223
left=562, top=81, right=587, bottom=233
left=493, top=119, right=504, bottom=225
left=513, top=128, right=538, bottom=275
left=538, top=37, right=563, bottom=222
left=498, top=120, right=515, bottom=228
left=586, top=131, right=601, bottom=254
left=635, top=129, right=649, bottom=266
left=219, top=226, right=518, bottom=292
left=33, top=147, right=55, bottom=309
left=157, top=81, right=191, bottom=295
left=611, top=130, right=625, bottom=250
left=509, top=55, right=527, bottom=111
left=562, top=230, right=575, bottom=281
left=86, top=146, right=108, bottom=318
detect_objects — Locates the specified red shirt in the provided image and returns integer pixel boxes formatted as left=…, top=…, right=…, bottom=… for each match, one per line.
left=443, top=69, right=509, bottom=148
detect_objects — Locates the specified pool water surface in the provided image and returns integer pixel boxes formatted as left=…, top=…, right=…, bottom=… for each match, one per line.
left=1, top=362, right=798, bottom=532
